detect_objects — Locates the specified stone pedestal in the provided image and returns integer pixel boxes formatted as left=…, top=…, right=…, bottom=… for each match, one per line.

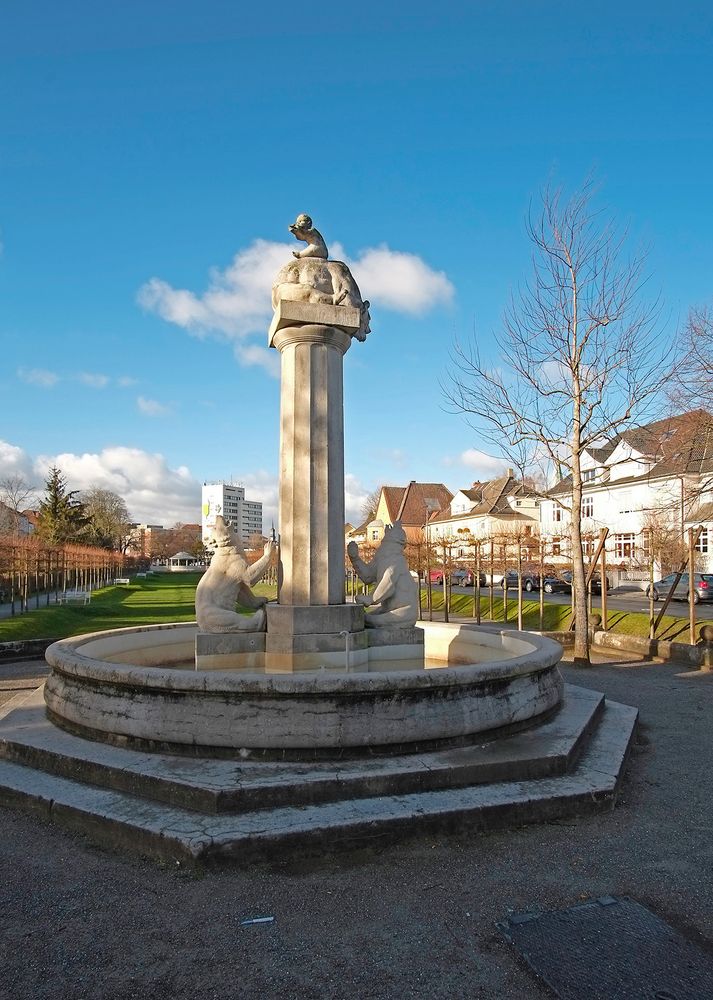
left=266, top=603, right=367, bottom=672
left=195, top=631, right=265, bottom=672
left=270, top=300, right=360, bottom=608
left=365, top=626, right=426, bottom=672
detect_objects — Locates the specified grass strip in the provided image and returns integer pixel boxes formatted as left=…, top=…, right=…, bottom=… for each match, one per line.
left=420, top=591, right=704, bottom=641
left=0, top=574, right=276, bottom=642
left=0, top=575, right=704, bottom=644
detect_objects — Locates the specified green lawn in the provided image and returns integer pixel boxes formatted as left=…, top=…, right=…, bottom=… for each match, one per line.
left=0, top=574, right=276, bottom=642
left=0, top=574, right=703, bottom=644
left=421, top=590, right=705, bottom=642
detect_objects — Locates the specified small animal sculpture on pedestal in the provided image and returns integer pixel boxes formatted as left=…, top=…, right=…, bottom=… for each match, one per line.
left=288, top=213, right=329, bottom=259
left=195, top=515, right=275, bottom=633
left=347, top=521, right=419, bottom=628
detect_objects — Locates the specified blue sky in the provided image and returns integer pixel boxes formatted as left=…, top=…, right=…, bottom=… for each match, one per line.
left=2, top=2, right=712, bottom=527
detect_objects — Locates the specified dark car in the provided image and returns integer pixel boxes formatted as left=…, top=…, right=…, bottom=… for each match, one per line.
left=589, top=572, right=611, bottom=593
left=502, top=571, right=541, bottom=592
left=543, top=570, right=610, bottom=593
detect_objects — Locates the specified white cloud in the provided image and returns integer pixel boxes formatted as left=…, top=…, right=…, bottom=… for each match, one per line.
left=17, top=369, right=139, bottom=391
left=342, top=244, right=453, bottom=314
left=137, top=238, right=291, bottom=340
left=235, top=470, right=279, bottom=532
left=456, top=449, right=508, bottom=477
left=77, top=372, right=110, bottom=389
left=0, top=440, right=35, bottom=481
left=18, top=367, right=60, bottom=388
left=234, top=343, right=280, bottom=379
left=345, top=472, right=370, bottom=527
left=137, top=237, right=454, bottom=369
left=33, top=446, right=201, bottom=525
left=2, top=437, right=371, bottom=533
left=137, top=396, right=172, bottom=417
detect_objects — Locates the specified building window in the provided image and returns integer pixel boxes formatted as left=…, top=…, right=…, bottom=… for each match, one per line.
left=695, top=529, right=709, bottom=554
left=582, top=537, right=595, bottom=556
left=553, top=505, right=562, bottom=522
left=552, top=536, right=561, bottom=556
left=614, top=533, right=636, bottom=559
left=582, top=469, right=596, bottom=482
left=582, top=497, right=593, bottom=518
left=371, top=530, right=380, bottom=540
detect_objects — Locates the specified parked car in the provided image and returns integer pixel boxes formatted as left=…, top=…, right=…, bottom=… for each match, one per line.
left=502, top=571, right=541, bottom=592
left=554, top=569, right=610, bottom=593
left=646, top=572, right=713, bottom=604
left=429, top=569, right=445, bottom=585
left=542, top=575, right=572, bottom=594
left=589, top=572, right=611, bottom=594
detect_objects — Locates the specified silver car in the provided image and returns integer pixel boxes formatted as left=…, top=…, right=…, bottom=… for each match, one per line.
left=646, top=572, right=713, bottom=604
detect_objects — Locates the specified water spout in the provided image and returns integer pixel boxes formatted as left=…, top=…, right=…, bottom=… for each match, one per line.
left=339, top=630, right=351, bottom=672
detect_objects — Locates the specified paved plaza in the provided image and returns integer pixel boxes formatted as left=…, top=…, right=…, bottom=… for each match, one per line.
left=0, top=650, right=712, bottom=999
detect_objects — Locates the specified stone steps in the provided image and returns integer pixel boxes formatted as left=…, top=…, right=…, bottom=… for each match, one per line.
left=0, top=686, right=604, bottom=814
left=0, top=684, right=637, bottom=866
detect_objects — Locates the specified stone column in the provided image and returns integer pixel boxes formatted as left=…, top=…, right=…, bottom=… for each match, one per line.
left=265, top=300, right=365, bottom=670
left=273, top=323, right=350, bottom=605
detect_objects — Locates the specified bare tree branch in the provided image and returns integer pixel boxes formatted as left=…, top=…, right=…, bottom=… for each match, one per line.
left=444, top=181, right=678, bottom=662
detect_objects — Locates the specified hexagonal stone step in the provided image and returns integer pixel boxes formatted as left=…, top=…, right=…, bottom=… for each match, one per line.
left=0, top=686, right=604, bottom=812
left=0, top=688, right=637, bottom=867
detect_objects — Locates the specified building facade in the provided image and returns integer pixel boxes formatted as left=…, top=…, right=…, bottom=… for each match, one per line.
left=540, top=411, right=713, bottom=578
left=425, top=471, right=543, bottom=563
left=201, top=482, right=263, bottom=544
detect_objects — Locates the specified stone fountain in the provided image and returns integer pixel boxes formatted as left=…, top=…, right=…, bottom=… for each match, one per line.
left=0, top=216, right=638, bottom=863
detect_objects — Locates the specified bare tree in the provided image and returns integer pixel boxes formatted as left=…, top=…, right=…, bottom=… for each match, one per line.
left=663, top=310, right=713, bottom=519
left=678, top=305, right=713, bottom=409
left=446, top=181, right=675, bottom=663
left=0, top=475, right=36, bottom=534
left=81, top=487, right=133, bottom=551
left=360, top=488, right=382, bottom=523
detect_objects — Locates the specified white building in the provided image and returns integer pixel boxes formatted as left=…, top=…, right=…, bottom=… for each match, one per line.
left=425, top=471, right=543, bottom=559
left=201, top=482, right=263, bottom=545
left=540, top=410, right=713, bottom=579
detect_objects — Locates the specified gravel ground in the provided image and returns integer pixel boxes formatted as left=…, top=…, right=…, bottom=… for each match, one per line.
left=0, top=653, right=712, bottom=1000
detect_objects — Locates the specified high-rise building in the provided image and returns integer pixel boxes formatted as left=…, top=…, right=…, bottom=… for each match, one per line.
left=201, top=482, right=263, bottom=544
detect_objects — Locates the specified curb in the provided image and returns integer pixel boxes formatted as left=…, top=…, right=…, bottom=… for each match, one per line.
left=0, top=639, right=58, bottom=663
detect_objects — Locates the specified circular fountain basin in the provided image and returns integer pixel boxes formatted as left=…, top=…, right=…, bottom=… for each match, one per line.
left=44, top=621, right=563, bottom=756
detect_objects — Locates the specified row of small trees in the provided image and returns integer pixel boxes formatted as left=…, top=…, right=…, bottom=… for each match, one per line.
left=0, top=536, right=125, bottom=615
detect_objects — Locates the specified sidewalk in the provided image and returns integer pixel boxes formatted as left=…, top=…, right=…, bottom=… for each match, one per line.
left=0, top=589, right=63, bottom=620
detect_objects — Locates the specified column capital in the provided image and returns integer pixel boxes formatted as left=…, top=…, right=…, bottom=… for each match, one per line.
left=271, top=324, right=352, bottom=356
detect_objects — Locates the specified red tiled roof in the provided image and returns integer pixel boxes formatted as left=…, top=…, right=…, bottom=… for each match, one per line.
left=381, top=486, right=406, bottom=522
left=396, top=482, right=453, bottom=526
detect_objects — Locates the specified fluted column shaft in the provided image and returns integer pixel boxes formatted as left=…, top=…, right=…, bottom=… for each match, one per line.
left=272, top=324, right=351, bottom=606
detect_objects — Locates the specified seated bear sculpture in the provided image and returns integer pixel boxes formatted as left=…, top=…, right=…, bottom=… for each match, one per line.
left=195, top=516, right=275, bottom=633
left=347, top=521, right=418, bottom=628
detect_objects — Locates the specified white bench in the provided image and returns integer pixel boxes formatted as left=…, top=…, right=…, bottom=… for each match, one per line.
left=135, top=572, right=147, bottom=578
left=114, top=577, right=131, bottom=585
left=57, top=590, right=91, bottom=606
